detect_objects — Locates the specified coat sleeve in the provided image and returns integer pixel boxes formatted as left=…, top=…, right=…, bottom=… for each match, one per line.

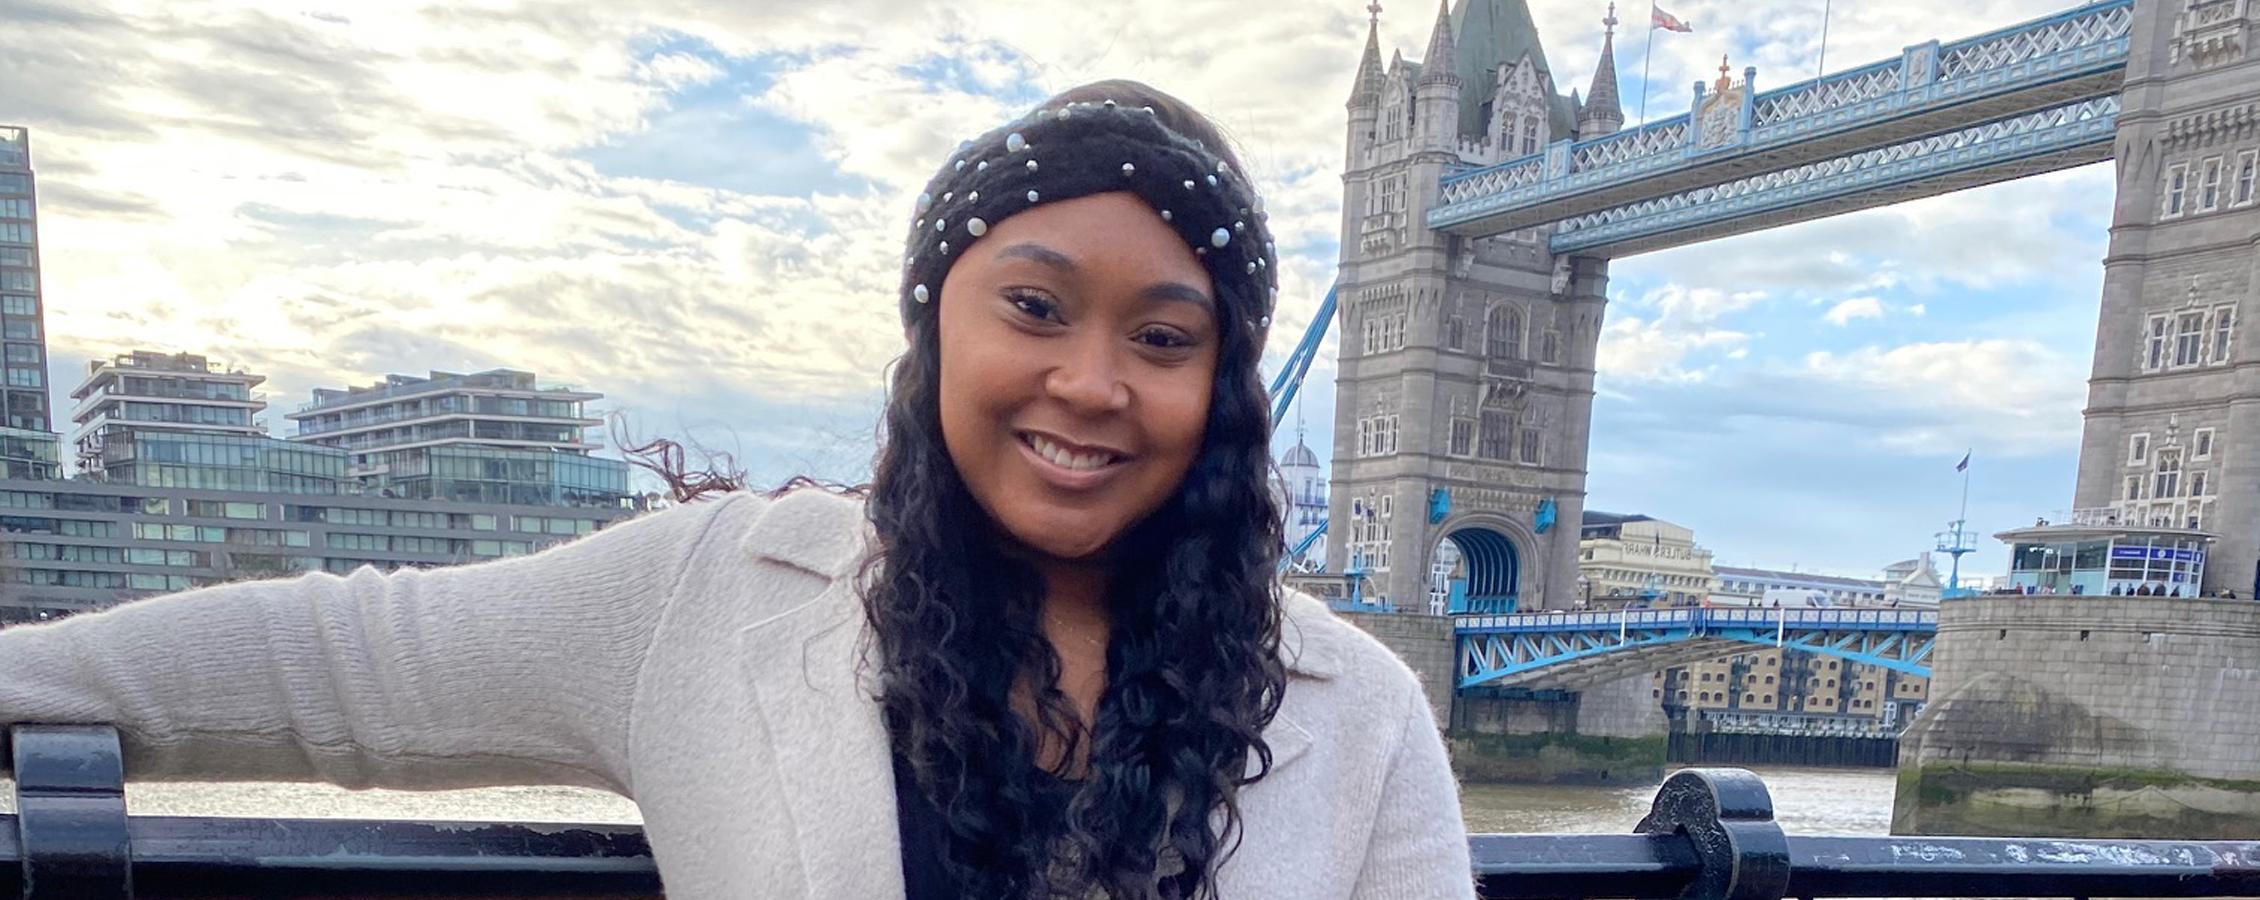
left=1351, top=675, right=1479, bottom=899
left=0, top=492, right=766, bottom=796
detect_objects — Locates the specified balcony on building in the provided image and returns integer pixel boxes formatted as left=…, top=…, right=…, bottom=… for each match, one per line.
left=1994, top=507, right=2214, bottom=598
left=66, top=351, right=338, bottom=494
left=285, top=369, right=629, bottom=509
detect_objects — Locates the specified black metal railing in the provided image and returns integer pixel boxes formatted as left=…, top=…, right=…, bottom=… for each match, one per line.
left=7, top=725, right=2259, bottom=899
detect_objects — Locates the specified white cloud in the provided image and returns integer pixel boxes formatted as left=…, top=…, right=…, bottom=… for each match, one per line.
left=1597, top=285, right=1766, bottom=382
left=1823, top=297, right=1883, bottom=325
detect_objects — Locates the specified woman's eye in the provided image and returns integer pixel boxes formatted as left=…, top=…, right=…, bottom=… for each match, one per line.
left=1136, top=327, right=1195, bottom=349
left=1006, top=290, right=1061, bottom=323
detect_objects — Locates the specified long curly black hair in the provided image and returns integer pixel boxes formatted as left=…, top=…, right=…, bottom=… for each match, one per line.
left=863, top=81, right=1289, bottom=899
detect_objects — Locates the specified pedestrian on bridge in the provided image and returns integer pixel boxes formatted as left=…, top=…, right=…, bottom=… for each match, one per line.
left=0, top=81, right=1471, bottom=900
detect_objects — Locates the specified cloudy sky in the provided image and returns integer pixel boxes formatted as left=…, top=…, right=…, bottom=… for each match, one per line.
left=7, top=0, right=2109, bottom=580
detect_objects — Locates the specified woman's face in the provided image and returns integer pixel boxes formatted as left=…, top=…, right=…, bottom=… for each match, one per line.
left=937, top=191, right=1220, bottom=562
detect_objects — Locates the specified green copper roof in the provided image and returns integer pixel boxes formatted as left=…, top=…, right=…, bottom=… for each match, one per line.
left=1449, top=0, right=1574, bottom=139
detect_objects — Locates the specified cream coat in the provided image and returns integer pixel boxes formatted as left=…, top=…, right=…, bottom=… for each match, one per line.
left=0, top=489, right=1476, bottom=898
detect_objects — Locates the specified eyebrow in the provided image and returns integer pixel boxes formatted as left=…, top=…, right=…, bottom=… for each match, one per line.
left=992, top=241, right=1216, bottom=311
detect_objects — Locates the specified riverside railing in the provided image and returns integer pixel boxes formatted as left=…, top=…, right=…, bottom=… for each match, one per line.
left=7, top=725, right=2258, bottom=899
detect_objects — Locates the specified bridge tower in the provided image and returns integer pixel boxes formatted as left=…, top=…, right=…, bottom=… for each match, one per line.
left=1332, top=0, right=1619, bottom=613
left=2072, top=0, right=2260, bottom=594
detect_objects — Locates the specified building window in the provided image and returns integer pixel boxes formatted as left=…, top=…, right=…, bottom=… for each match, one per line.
left=1444, top=316, right=1465, bottom=351
left=2194, top=427, right=2214, bottom=460
left=2146, top=315, right=2169, bottom=371
left=1519, top=120, right=1538, bottom=155
left=1479, top=411, right=1513, bottom=459
left=1448, top=418, right=1474, bottom=456
left=2165, top=163, right=2187, bottom=217
left=2176, top=311, right=2205, bottom=366
left=2235, top=151, right=2257, bottom=206
left=1487, top=305, right=1522, bottom=359
left=2199, top=157, right=2223, bottom=211
left=1, top=294, right=31, bottom=315
left=2213, top=305, right=2234, bottom=364
left=2190, top=470, right=2207, bottom=498
left=2125, top=474, right=2144, bottom=500
left=1518, top=427, right=1540, bottom=465
left=2153, top=451, right=2181, bottom=499
left=1542, top=332, right=1559, bottom=365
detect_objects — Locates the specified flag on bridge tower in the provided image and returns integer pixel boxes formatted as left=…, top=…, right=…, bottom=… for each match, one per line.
left=1652, top=5, right=1694, bottom=32
left=1956, top=451, right=1971, bottom=473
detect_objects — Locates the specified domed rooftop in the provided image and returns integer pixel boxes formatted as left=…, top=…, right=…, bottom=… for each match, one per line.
left=1280, top=439, right=1320, bottom=469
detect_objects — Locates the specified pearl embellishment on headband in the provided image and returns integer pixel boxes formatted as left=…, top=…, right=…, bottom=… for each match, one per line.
left=1182, top=180, right=1195, bottom=190
left=1159, top=209, right=1172, bottom=221
left=939, top=241, right=949, bottom=254
left=1210, top=228, right=1230, bottom=248
left=967, top=191, right=978, bottom=203
left=1121, top=162, right=1135, bottom=176
left=1006, top=132, right=1026, bottom=153
left=1246, top=262, right=1257, bottom=274
left=918, top=193, right=932, bottom=211
left=913, top=284, right=929, bottom=303
left=1206, top=174, right=1219, bottom=188
left=935, top=219, right=946, bottom=232
left=976, top=160, right=988, bottom=172
left=1026, top=190, right=1039, bottom=202
left=967, top=218, right=987, bottom=237
left=954, top=160, right=965, bottom=172
left=1025, top=159, right=1038, bottom=173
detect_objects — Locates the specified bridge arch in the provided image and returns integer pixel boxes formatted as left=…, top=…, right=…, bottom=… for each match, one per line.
left=1432, top=512, right=1539, bottom=614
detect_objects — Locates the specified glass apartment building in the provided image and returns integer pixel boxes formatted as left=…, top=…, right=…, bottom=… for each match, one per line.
left=287, top=369, right=629, bottom=507
left=0, top=126, right=49, bottom=433
left=70, top=351, right=346, bottom=494
left=0, top=478, right=634, bottom=624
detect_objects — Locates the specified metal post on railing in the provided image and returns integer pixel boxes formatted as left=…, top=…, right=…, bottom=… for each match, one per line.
left=10, top=724, right=132, bottom=900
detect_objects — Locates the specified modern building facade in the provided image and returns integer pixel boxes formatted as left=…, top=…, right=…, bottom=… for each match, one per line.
left=0, top=478, right=634, bottom=624
left=0, top=126, right=49, bottom=435
left=1327, top=0, right=1623, bottom=612
left=67, top=351, right=345, bottom=494
left=1576, top=511, right=1714, bottom=607
left=286, top=369, right=627, bottom=508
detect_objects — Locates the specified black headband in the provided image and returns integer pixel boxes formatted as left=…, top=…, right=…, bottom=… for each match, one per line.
left=898, top=99, right=1281, bottom=340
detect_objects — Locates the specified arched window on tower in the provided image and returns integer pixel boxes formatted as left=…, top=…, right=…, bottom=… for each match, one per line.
left=1487, top=305, right=1522, bottom=359
left=1520, top=120, right=1539, bottom=155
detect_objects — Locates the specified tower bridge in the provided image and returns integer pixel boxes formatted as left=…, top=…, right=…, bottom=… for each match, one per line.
left=1299, top=0, right=2260, bottom=783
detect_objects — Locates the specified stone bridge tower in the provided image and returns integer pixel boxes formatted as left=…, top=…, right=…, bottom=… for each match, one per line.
left=2073, top=0, right=2260, bottom=595
left=1331, top=0, right=1622, bottom=613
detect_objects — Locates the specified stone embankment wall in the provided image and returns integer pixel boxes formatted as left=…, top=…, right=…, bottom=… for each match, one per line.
left=1893, top=596, right=2260, bottom=838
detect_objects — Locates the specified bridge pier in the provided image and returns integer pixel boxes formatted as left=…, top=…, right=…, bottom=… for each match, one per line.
left=1893, top=596, right=2260, bottom=838
left=1449, top=676, right=1669, bottom=784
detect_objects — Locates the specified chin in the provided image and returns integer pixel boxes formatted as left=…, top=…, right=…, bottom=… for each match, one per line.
left=1004, top=512, right=1122, bottom=562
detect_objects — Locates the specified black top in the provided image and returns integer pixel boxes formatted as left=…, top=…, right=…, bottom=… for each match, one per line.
left=891, top=750, right=1079, bottom=899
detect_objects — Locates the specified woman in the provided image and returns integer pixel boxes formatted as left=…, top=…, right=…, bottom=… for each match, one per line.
left=0, top=81, right=1472, bottom=899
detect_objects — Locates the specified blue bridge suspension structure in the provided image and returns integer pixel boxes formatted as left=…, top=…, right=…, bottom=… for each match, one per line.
left=1426, top=0, right=2132, bottom=256
left=1455, top=607, right=1937, bottom=691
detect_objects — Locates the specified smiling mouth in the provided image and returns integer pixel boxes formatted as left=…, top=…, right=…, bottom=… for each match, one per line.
left=1019, top=432, right=1127, bottom=471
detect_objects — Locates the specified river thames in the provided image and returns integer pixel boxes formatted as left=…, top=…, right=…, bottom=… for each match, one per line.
left=3, top=765, right=1898, bottom=834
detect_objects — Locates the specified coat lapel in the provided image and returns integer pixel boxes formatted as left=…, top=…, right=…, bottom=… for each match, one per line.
left=738, top=492, right=900, bottom=900
left=740, top=579, right=900, bottom=900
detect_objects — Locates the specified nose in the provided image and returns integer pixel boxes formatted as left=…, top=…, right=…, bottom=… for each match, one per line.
left=1044, top=333, right=1131, bottom=415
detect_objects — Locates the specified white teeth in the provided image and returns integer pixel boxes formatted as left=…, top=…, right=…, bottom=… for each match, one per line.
left=1028, top=435, right=1113, bottom=471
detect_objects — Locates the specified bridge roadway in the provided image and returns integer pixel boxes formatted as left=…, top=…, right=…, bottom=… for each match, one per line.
left=1425, top=0, right=2132, bottom=255
left=1456, top=606, right=1937, bottom=691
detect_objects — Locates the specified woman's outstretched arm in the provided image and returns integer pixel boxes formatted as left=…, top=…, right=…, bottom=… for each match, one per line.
left=0, top=492, right=765, bottom=796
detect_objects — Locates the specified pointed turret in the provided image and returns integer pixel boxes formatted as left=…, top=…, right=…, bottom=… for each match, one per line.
left=1579, top=3, right=1624, bottom=137
left=1349, top=1, right=1387, bottom=109
left=1418, top=0, right=1461, bottom=86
